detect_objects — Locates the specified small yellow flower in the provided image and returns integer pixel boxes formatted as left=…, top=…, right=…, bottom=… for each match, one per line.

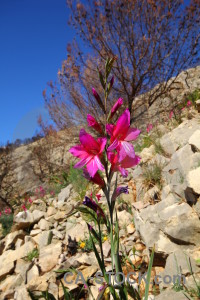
left=103, top=236, right=108, bottom=241
left=104, top=287, right=110, bottom=300
left=80, top=242, right=86, bottom=249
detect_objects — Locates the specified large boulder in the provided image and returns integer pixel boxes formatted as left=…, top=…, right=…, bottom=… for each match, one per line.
left=134, top=196, right=200, bottom=258
left=38, top=242, right=62, bottom=273
left=187, top=167, right=200, bottom=195
left=14, top=210, right=45, bottom=230
left=189, top=130, right=200, bottom=151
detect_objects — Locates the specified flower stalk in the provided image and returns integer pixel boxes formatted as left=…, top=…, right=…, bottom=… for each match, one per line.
left=69, top=58, right=142, bottom=299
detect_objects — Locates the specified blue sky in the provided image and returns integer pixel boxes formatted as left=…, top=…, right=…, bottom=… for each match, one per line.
left=0, top=0, right=76, bottom=144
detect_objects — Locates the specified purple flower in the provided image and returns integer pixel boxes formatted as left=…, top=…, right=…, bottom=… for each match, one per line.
left=113, top=186, right=129, bottom=200
left=99, top=285, right=105, bottom=292
left=116, top=186, right=129, bottom=195
left=83, top=196, right=106, bottom=219
left=87, top=223, right=93, bottom=231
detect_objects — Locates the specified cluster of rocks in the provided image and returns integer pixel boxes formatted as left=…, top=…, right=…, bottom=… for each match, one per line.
left=0, top=114, right=200, bottom=299
left=133, top=116, right=200, bottom=299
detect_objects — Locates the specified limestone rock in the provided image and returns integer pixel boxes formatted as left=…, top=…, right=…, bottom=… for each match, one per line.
left=14, top=286, right=31, bottom=300
left=134, top=198, right=200, bottom=256
left=159, top=249, right=199, bottom=288
left=0, top=241, right=35, bottom=266
left=38, top=242, right=62, bottom=273
left=189, top=130, right=200, bottom=151
left=58, top=184, right=73, bottom=202
left=15, top=259, right=32, bottom=281
left=102, top=240, right=111, bottom=257
left=140, top=145, right=155, bottom=163
left=27, top=265, right=39, bottom=283
left=0, top=261, right=15, bottom=281
left=32, top=230, right=52, bottom=248
left=4, top=229, right=25, bottom=251
left=47, top=206, right=57, bottom=217
left=155, top=289, right=188, bottom=300
left=65, top=221, right=88, bottom=241
left=160, top=118, right=200, bottom=155
left=14, top=210, right=45, bottom=230
left=38, top=218, right=50, bottom=231
left=187, top=167, right=200, bottom=194
left=0, top=274, right=23, bottom=293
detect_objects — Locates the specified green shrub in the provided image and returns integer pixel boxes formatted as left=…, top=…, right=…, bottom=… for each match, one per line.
left=187, top=89, right=200, bottom=105
left=67, top=163, right=88, bottom=200
left=0, top=214, right=13, bottom=236
left=26, top=248, right=39, bottom=261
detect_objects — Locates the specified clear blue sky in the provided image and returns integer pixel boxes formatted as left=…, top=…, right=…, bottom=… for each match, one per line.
left=0, top=0, right=75, bottom=144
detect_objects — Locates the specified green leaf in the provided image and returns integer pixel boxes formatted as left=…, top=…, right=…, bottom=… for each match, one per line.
left=144, top=247, right=155, bottom=300
left=60, top=280, right=71, bottom=300
left=98, top=69, right=105, bottom=89
left=76, top=206, right=97, bottom=222
left=125, top=282, right=141, bottom=300
left=89, top=231, right=106, bottom=276
left=87, top=224, right=100, bottom=242
left=97, top=286, right=107, bottom=300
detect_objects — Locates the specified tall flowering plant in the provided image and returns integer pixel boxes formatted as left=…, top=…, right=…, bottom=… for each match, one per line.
left=69, top=58, right=142, bottom=299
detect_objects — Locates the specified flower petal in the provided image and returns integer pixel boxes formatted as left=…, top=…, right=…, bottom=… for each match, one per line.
left=74, top=155, right=93, bottom=169
left=113, top=109, right=130, bottom=138
left=121, top=155, right=141, bottom=168
left=79, top=129, right=100, bottom=153
left=118, top=141, right=135, bottom=161
left=97, top=137, right=107, bottom=154
left=86, top=155, right=104, bottom=177
left=69, top=145, right=88, bottom=159
left=107, top=139, right=119, bottom=152
left=106, top=124, right=115, bottom=136
left=118, top=166, right=129, bottom=177
left=125, top=128, right=141, bottom=141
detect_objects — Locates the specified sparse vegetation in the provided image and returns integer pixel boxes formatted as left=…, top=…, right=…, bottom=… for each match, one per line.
left=142, top=162, right=163, bottom=189
left=135, top=129, right=165, bottom=156
left=26, top=248, right=39, bottom=262
left=187, top=89, right=200, bottom=106
left=67, top=163, right=88, bottom=200
left=0, top=213, right=13, bottom=236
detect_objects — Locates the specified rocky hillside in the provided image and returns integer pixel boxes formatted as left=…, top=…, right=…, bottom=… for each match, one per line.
left=0, top=108, right=200, bottom=299
left=1, top=66, right=200, bottom=208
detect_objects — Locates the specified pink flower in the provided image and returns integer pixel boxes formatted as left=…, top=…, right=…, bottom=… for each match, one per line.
left=106, top=109, right=140, bottom=162
left=182, top=107, right=185, bottom=111
left=87, top=115, right=103, bottom=134
left=110, top=98, right=123, bottom=119
left=187, top=100, right=192, bottom=107
left=28, top=198, right=33, bottom=204
left=96, top=194, right=102, bottom=201
left=169, top=111, right=174, bottom=119
left=22, top=204, right=27, bottom=211
left=4, top=208, right=8, bottom=214
left=146, top=123, right=153, bottom=133
left=0, top=212, right=1, bottom=217
left=92, top=88, right=105, bottom=113
left=83, top=169, right=105, bottom=187
left=69, top=129, right=107, bottom=177
left=108, top=151, right=140, bottom=177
